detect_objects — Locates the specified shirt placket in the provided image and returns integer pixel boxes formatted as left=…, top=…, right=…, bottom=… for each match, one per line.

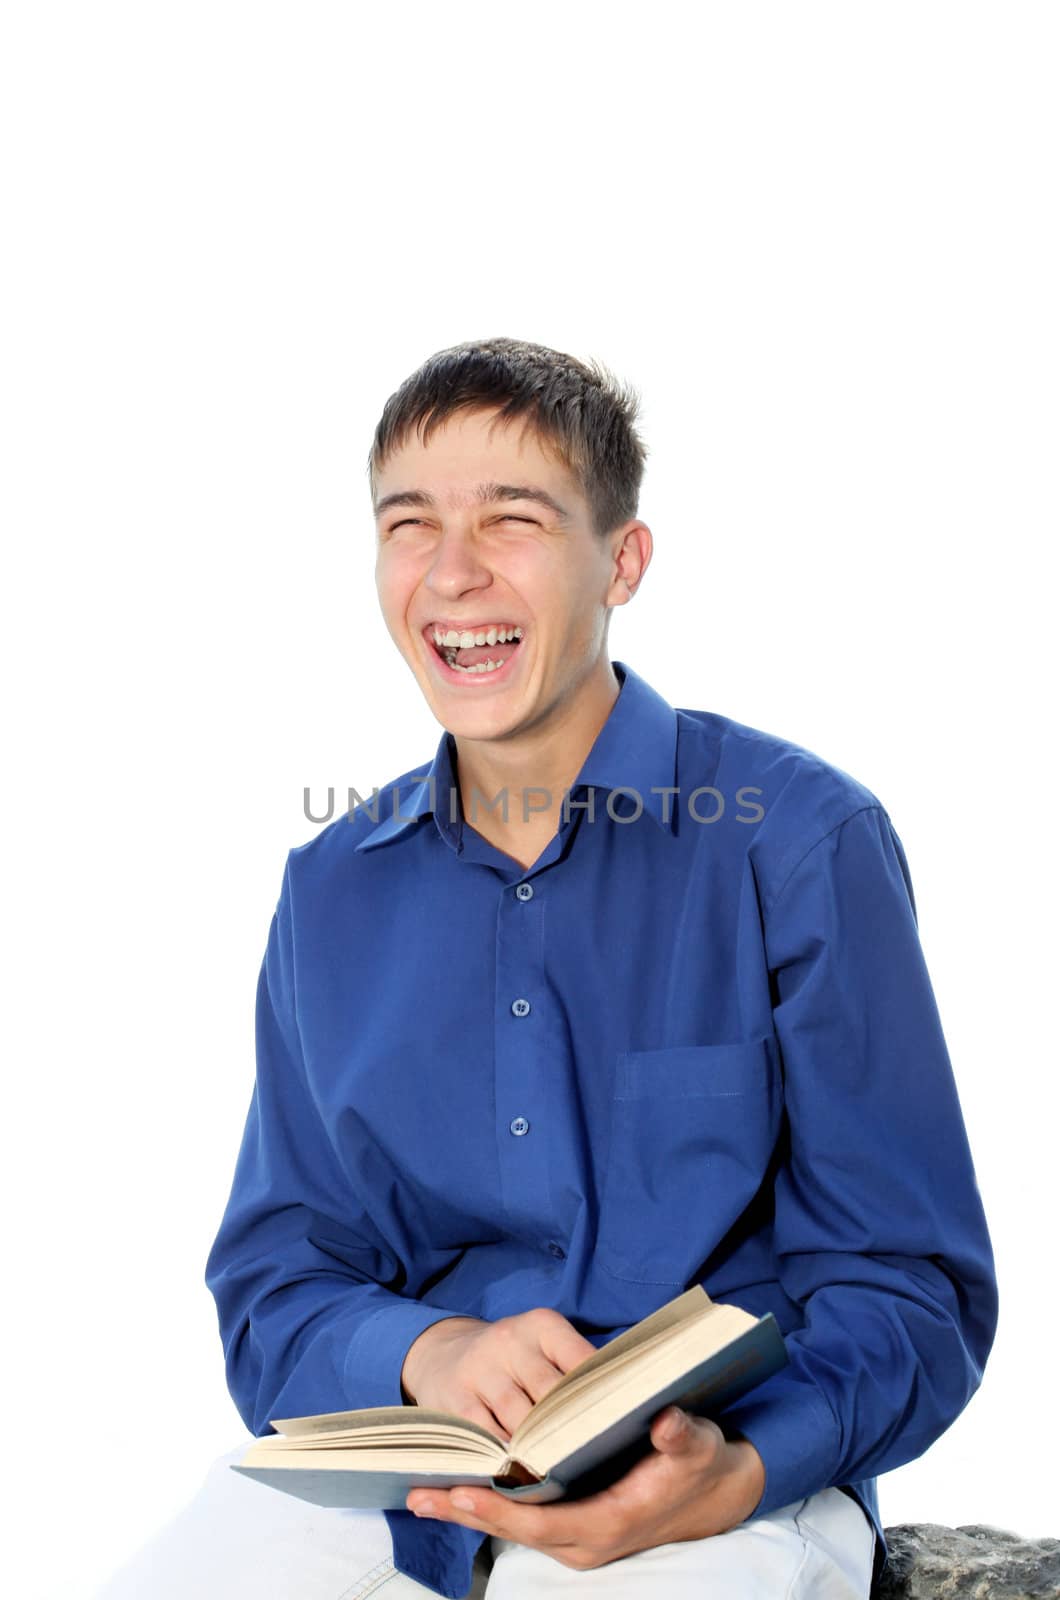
left=494, top=869, right=553, bottom=1241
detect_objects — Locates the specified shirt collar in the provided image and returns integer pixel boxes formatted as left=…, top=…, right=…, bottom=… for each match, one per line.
left=353, top=659, right=679, bottom=853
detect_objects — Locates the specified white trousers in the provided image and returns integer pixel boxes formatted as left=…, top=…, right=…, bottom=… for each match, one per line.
left=93, top=1442, right=877, bottom=1599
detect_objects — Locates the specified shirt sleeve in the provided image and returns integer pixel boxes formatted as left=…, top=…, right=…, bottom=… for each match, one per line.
left=204, top=856, right=468, bottom=1437
left=717, top=804, right=998, bottom=1512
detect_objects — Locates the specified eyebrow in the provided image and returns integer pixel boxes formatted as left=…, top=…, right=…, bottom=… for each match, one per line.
left=373, top=481, right=572, bottom=522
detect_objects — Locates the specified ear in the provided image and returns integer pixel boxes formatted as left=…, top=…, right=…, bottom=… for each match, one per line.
left=607, top=521, right=653, bottom=605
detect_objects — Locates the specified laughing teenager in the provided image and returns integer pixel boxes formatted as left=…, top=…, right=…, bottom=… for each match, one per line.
left=98, top=338, right=997, bottom=1600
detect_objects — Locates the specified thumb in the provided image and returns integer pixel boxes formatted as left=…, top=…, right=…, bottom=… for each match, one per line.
left=653, top=1405, right=696, bottom=1451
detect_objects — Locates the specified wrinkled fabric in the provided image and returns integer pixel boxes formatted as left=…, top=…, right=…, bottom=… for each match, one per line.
left=205, top=660, right=997, bottom=1600
left=92, top=1452, right=873, bottom=1600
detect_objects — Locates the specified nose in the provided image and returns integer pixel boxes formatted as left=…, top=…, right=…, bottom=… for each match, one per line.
left=424, top=524, right=494, bottom=601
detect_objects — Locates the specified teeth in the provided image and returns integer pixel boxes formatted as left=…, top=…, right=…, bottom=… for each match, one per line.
left=449, top=656, right=507, bottom=673
left=433, top=625, right=523, bottom=648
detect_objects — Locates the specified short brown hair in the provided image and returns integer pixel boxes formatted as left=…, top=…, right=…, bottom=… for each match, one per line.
left=367, top=336, right=648, bottom=539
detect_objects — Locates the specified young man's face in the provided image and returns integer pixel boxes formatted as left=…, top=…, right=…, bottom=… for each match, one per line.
left=373, top=406, right=642, bottom=746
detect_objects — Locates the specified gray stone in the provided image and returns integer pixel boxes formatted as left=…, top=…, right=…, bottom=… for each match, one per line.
left=873, top=1523, right=1060, bottom=1599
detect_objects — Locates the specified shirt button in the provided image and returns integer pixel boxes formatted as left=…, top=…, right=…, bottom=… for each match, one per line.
left=548, top=1241, right=566, bottom=1259
left=510, top=1117, right=530, bottom=1136
left=516, top=882, right=534, bottom=901
left=511, top=998, right=531, bottom=1017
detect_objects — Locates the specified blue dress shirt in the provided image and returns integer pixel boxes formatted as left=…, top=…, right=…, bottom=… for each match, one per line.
left=205, top=659, right=997, bottom=1599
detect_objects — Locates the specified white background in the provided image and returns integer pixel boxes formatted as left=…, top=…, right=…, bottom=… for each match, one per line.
left=2, top=4, right=1057, bottom=1595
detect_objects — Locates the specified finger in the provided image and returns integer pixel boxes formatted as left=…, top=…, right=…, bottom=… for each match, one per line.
left=476, top=1374, right=540, bottom=1441
left=412, top=1486, right=576, bottom=1550
left=535, top=1311, right=599, bottom=1374
left=652, top=1405, right=690, bottom=1448
left=650, top=1408, right=723, bottom=1461
left=441, top=1477, right=637, bottom=1546
left=409, top=1486, right=507, bottom=1522
left=453, top=1352, right=580, bottom=1442
left=510, top=1351, right=576, bottom=1406
left=439, top=1393, right=515, bottom=1441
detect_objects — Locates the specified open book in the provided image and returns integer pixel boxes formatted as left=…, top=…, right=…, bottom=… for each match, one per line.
left=231, top=1287, right=787, bottom=1509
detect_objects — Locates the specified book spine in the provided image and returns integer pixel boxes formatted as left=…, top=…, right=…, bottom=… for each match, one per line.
left=492, top=1469, right=567, bottom=1503
left=491, top=1456, right=545, bottom=1489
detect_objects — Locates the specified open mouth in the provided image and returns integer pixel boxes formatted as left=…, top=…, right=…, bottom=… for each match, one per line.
left=425, top=625, right=525, bottom=679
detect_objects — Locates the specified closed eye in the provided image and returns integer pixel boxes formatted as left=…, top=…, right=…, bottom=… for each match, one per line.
left=389, top=516, right=537, bottom=530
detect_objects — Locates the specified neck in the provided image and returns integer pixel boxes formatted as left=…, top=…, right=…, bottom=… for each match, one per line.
left=450, top=657, right=622, bottom=834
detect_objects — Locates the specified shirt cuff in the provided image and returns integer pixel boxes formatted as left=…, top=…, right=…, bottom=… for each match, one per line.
left=344, top=1300, right=478, bottom=1410
left=716, top=1369, right=841, bottom=1517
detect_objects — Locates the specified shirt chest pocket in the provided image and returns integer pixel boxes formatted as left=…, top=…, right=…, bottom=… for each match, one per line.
left=594, top=1037, right=781, bottom=1286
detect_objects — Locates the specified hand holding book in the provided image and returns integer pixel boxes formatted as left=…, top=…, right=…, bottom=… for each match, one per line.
left=400, top=1307, right=602, bottom=1441
left=406, top=1398, right=768, bottom=1569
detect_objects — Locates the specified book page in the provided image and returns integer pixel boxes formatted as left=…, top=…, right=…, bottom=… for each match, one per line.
left=268, top=1405, right=504, bottom=1446
left=239, top=1441, right=505, bottom=1473
left=512, top=1299, right=755, bottom=1465
left=508, top=1286, right=723, bottom=1448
